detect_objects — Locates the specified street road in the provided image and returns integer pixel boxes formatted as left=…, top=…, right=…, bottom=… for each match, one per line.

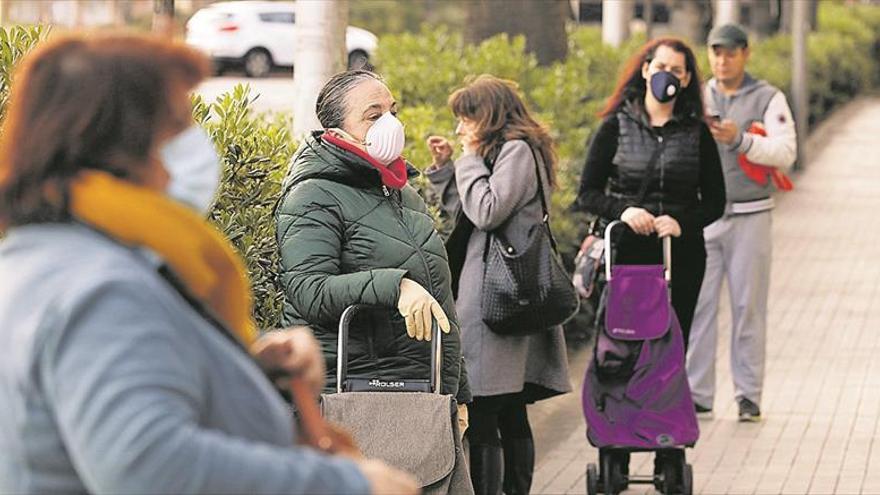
left=196, top=72, right=295, bottom=114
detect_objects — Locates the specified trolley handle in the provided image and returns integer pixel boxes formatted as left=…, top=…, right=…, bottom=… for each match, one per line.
left=336, top=304, right=442, bottom=395
left=603, top=220, right=672, bottom=284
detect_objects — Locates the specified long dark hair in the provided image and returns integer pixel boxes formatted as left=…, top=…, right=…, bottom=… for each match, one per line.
left=0, top=34, right=209, bottom=228
left=448, top=74, right=557, bottom=188
left=599, top=37, right=704, bottom=119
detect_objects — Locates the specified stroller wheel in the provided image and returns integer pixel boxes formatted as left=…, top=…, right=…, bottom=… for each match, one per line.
left=601, top=452, right=619, bottom=495
left=662, top=455, right=680, bottom=495
left=613, top=451, right=630, bottom=489
left=586, top=463, right=599, bottom=495
left=682, top=463, right=694, bottom=495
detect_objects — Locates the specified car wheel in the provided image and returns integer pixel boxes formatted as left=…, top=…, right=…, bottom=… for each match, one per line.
left=347, top=49, right=369, bottom=70
left=244, top=49, right=272, bottom=78
left=212, top=61, right=227, bottom=77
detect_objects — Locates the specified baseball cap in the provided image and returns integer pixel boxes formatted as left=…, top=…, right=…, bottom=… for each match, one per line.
left=707, top=23, right=749, bottom=48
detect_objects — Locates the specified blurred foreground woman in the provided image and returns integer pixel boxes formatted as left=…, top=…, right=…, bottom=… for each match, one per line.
left=0, top=34, right=415, bottom=495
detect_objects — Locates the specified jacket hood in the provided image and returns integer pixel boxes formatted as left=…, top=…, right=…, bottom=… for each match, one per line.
left=707, top=72, right=768, bottom=98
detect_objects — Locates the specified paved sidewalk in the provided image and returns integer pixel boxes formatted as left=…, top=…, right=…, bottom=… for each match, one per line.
left=529, top=97, right=880, bottom=495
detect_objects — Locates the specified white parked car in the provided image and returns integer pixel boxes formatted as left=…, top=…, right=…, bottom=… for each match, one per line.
left=186, top=1, right=378, bottom=78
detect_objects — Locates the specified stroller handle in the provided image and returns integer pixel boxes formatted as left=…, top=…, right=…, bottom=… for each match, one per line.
left=336, top=304, right=442, bottom=395
left=603, top=220, right=672, bottom=284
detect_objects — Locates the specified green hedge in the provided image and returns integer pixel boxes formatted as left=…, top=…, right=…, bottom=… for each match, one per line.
left=193, top=86, right=294, bottom=328
left=0, top=25, right=48, bottom=122
left=0, top=2, right=878, bottom=329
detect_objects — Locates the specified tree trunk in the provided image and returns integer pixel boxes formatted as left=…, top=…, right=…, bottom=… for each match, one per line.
left=0, top=0, right=11, bottom=25
left=153, top=0, right=175, bottom=37
left=749, top=0, right=779, bottom=37
left=74, top=0, right=86, bottom=28
left=780, top=0, right=816, bottom=33
left=668, top=0, right=710, bottom=45
left=791, top=0, right=808, bottom=169
left=293, top=0, right=348, bottom=137
left=38, top=1, right=52, bottom=24
left=713, top=0, right=739, bottom=27
left=465, top=0, right=568, bottom=66
left=602, top=0, right=632, bottom=47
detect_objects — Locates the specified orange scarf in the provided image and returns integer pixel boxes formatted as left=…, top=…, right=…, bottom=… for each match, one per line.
left=68, top=170, right=258, bottom=346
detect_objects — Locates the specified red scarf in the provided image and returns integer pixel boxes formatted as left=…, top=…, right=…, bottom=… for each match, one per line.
left=322, top=132, right=409, bottom=190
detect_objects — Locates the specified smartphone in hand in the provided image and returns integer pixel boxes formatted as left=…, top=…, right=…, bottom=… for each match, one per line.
left=705, top=111, right=722, bottom=125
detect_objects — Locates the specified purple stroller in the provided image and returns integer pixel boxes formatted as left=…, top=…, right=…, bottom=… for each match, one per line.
left=582, top=221, right=698, bottom=495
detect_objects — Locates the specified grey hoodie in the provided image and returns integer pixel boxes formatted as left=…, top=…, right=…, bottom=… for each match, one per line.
left=705, top=73, right=797, bottom=204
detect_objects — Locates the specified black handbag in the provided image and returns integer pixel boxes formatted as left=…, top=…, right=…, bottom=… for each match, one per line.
left=480, top=147, right=579, bottom=336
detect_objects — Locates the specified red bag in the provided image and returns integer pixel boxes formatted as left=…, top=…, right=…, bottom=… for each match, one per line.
left=738, top=122, right=794, bottom=191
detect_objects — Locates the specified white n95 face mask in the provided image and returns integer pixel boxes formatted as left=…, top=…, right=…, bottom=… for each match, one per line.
left=160, top=125, right=221, bottom=215
left=365, top=112, right=405, bottom=165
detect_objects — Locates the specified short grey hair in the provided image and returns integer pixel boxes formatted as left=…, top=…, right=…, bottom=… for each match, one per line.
left=315, top=70, right=384, bottom=129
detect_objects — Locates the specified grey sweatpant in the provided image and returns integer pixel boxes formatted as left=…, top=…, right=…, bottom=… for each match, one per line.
left=686, top=210, right=772, bottom=407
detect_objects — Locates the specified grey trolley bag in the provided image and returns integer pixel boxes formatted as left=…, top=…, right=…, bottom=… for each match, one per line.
left=320, top=305, right=474, bottom=495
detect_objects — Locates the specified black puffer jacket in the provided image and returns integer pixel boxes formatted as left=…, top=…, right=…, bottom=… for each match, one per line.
left=576, top=100, right=726, bottom=236
left=275, top=132, right=470, bottom=403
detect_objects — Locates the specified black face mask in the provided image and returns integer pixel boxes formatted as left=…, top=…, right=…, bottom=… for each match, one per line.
left=649, top=71, right=682, bottom=103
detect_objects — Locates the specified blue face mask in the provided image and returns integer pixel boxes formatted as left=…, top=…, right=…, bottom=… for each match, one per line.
left=160, top=125, right=221, bottom=215
left=649, top=71, right=682, bottom=103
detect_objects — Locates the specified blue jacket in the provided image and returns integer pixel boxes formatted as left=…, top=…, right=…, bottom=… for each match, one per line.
left=0, top=223, right=369, bottom=494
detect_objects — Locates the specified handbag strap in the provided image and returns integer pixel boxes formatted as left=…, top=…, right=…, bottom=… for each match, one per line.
left=528, top=146, right=560, bottom=251
left=482, top=144, right=558, bottom=257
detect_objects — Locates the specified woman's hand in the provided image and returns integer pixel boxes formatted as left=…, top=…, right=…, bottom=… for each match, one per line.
left=250, top=327, right=326, bottom=396
left=426, top=136, right=453, bottom=166
left=620, top=207, right=656, bottom=235
left=397, top=278, right=451, bottom=341
left=653, top=215, right=682, bottom=238
left=459, top=132, right=479, bottom=157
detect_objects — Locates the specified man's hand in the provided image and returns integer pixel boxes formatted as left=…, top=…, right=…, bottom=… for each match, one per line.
left=709, top=119, right=740, bottom=145
left=250, top=327, right=325, bottom=396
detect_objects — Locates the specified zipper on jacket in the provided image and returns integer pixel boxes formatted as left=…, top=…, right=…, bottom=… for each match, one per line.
left=386, top=190, right=437, bottom=298
left=382, top=185, right=390, bottom=197
left=367, top=326, right=377, bottom=363
left=385, top=188, right=442, bottom=386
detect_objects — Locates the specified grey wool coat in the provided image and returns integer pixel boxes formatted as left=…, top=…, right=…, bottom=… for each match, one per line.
left=426, top=139, right=572, bottom=400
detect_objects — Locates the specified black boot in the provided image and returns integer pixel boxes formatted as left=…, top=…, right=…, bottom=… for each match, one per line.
left=501, top=438, right=535, bottom=495
left=470, top=443, right=503, bottom=495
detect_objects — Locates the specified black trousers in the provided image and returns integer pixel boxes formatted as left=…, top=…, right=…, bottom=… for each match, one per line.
left=466, top=393, right=532, bottom=446
left=613, top=231, right=707, bottom=349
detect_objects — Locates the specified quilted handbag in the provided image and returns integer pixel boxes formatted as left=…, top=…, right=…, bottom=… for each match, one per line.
left=481, top=147, right=579, bottom=336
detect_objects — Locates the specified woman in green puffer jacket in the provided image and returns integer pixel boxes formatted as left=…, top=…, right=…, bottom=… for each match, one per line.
left=275, top=70, right=470, bottom=411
